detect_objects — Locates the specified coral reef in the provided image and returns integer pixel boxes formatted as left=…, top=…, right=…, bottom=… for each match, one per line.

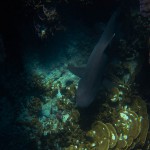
left=16, top=1, right=150, bottom=149
left=25, top=0, right=92, bottom=38
left=17, top=71, right=83, bottom=149
left=65, top=96, right=149, bottom=150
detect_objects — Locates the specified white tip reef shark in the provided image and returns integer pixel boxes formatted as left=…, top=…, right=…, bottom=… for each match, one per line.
left=68, top=8, right=121, bottom=107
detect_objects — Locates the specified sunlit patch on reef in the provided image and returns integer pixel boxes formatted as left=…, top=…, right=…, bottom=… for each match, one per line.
left=17, top=67, right=82, bottom=149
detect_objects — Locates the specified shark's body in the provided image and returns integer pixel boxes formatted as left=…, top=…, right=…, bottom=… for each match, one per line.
left=69, top=8, right=120, bottom=107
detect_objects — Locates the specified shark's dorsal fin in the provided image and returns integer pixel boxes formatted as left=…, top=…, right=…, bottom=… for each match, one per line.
left=68, top=65, right=86, bottom=78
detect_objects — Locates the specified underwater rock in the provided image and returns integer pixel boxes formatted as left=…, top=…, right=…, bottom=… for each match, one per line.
left=140, top=0, right=150, bottom=17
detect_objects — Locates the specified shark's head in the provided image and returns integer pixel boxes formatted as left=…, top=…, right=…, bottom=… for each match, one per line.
left=75, top=85, right=96, bottom=107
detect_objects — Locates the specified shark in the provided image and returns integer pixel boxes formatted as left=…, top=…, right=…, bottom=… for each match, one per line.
left=68, top=8, right=121, bottom=107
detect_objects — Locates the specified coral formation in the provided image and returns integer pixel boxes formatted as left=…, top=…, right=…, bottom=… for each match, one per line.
left=65, top=96, right=149, bottom=150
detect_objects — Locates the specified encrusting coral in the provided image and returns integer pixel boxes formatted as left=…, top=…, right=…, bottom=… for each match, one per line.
left=65, top=95, right=149, bottom=150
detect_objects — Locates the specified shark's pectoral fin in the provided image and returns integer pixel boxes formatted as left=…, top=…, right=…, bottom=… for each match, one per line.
left=68, top=65, right=86, bottom=78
